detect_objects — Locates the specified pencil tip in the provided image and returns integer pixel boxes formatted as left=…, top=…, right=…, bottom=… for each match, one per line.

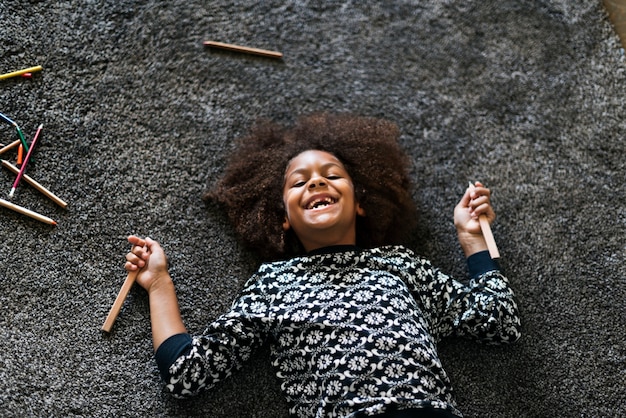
left=51, top=221, right=57, bottom=226
left=8, top=188, right=15, bottom=198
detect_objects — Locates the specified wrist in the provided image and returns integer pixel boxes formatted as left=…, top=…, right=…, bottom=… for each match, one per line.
left=147, top=273, right=175, bottom=295
left=457, top=231, right=488, bottom=257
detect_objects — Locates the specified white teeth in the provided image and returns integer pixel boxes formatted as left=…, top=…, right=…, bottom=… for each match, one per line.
left=307, top=197, right=335, bottom=209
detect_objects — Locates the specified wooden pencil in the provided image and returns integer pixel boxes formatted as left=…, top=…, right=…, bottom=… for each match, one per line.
left=0, top=197, right=56, bottom=225
left=0, top=139, right=20, bottom=155
left=1, top=160, right=68, bottom=208
left=468, top=182, right=500, bottom=259
left=203, top=41, right=283, bottom=59
left=101, top=270, right=139, bottom=332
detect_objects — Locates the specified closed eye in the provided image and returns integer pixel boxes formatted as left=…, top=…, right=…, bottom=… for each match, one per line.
left=293, top=175, right=340, bottom=187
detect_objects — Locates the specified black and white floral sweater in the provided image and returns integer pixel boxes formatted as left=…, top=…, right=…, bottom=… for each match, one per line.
left=155, top=245, right=521, bottom=418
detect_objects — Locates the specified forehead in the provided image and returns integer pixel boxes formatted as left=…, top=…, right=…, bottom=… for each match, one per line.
left=285, top=150, right=345, bottom=173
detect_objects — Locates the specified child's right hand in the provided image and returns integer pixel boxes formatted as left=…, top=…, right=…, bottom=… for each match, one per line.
left=125, top=235, right=170, bottom=293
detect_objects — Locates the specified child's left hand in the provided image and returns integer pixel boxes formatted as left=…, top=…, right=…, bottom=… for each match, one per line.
left=454, top=182, right=496, bottom=255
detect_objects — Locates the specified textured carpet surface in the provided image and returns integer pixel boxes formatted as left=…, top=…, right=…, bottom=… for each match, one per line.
left=0, top=1, right=624, bottom=417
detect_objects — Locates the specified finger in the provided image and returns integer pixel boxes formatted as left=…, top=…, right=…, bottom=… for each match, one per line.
left=143, top=237, right=164, bottom=257
left=126, top=251, right=146, bottom=267
left=470, top=194, right=490, bottom=209
left=144, top=236, right=161, bottom=250
left=472, top=187, right=491, bottom=200
left=127, top=235, right=147, bottom=248
left=471, top=202, right=491, bottom=216
left=125, top=260, right=141, bottom=271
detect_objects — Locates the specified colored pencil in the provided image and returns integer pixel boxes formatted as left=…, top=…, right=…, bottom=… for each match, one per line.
left=203, top=41, right=283, bottom=59
left=0, top=65, right=43, bottom=80
left=0, top=197, right=56, bottom=225
left=16, top=144, right=23, bottom=165
left=0, top=139, right=20, bottom=155
left=468, top=182, right=500, bottom=259
left=101, top=270, right=139, bottom=332
left=1, top=160, right=68, bottom=208
left=15, top=125, right=29, bottom=152
left=10, top=124, right=42, bottom=197
left=0, top=111, right=17, bottom=126
left=0, top=113, right=30, bottom=152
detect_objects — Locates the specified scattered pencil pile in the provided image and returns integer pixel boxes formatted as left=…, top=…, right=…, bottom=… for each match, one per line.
left=0, top=109, right=67, bottom=225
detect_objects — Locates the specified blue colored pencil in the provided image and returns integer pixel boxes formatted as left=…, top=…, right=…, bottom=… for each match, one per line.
left=0, top=112, right=29, bottom=152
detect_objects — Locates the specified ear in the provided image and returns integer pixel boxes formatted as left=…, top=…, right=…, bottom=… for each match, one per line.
left=356, top=203, right=366, bottom=217
left=282, top=216, right=291, bottom=231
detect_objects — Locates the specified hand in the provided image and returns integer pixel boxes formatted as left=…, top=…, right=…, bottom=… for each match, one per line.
left=454, top=182, right=496, bottom=256
left=124, top=235, right=186, bottom=350
left=125, top=235, right=171, bottom=293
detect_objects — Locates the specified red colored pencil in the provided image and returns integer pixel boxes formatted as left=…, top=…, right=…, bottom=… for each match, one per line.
left=9, top=124, right=43, bottom=198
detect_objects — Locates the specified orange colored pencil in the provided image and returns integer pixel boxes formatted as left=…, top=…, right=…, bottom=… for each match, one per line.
left=16, top=144, right=23, bottom=165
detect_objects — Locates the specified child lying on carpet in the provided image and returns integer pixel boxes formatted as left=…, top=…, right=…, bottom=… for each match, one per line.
left=124, top=113, right=521, bottom=418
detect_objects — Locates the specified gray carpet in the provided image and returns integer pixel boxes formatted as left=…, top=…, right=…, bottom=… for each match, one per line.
left=1, top=1, right=624, bottom=417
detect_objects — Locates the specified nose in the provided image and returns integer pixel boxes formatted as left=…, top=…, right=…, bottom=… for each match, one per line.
left=308, top=176, right=326, bottom=188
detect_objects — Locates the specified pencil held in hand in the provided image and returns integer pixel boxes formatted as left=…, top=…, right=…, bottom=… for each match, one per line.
left=468, top=182, right=500, bottom=259
left=102, top=270, right=139, bottom=332
left=102, top=241, right=146, bottom=332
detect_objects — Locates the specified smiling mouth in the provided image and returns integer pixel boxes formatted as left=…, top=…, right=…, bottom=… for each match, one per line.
left=305, top=196, right=337, bottom=210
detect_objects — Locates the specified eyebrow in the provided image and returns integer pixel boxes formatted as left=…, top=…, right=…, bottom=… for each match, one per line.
left=285, top=162, right=346, bottom=178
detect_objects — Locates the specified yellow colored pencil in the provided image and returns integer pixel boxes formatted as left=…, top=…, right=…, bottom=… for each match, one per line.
left=0, top=65, right=43, bottom=80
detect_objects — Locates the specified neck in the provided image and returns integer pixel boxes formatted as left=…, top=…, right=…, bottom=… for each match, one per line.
left=299, top=231, right=357, bottom=253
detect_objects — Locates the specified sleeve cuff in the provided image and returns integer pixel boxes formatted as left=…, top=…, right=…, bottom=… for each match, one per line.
left=154, top=333, right=193, bottom=380
left=467, top=250, right=501, bottom=278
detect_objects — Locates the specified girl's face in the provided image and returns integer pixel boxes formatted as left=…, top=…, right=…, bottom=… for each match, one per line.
left=282, top=150, right=365, bottom=252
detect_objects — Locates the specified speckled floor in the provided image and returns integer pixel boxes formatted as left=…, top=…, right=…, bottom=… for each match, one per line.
left=0, top=1, right=624, bottom=417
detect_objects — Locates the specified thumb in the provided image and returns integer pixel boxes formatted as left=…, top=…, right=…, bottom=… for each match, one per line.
left=144, top=236, right=159, bottom=250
